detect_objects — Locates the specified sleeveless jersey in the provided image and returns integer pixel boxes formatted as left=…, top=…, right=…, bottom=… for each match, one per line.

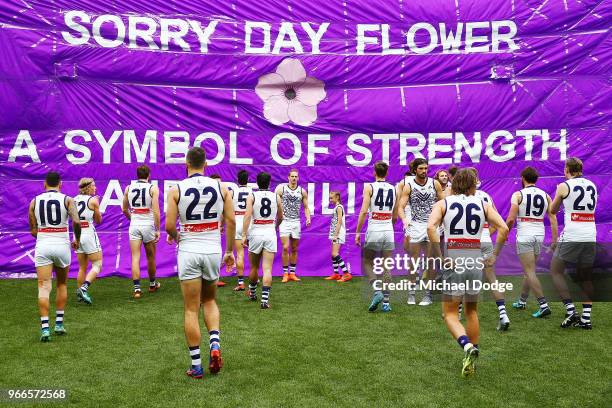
left=516, top=186, right=548, bottom=238
left=474, top=189, right=493, bottom=243
left=561, top=177, right=597, bottom=242
left=127, top=180, right=154, bottom=227
left=408, top=177, right=436, bottom=224
left=232, top=185, right=253, bottom=217
left=251, top=190, right=278, bottom=235
left=280, top=184, right=303, bottom=221
left=403, top=175, right=414, bottom=221
left=176, top=175, right=224, bottom=253
left=329, top=204, right=346, bottom=238
left=443, top=194, right=486, bottom=255
left=74, top=194, right=96, bottom=233
left=34, top=190, right=70, bottom=244
left=368, top=181, right=396, bottom=232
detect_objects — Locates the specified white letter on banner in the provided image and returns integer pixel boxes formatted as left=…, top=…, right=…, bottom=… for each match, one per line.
left=301, top=22, right=329, bottom=54
left=399, top=133, right=426, bottom=165
left=492, top=20, right=519, bottom=52
left=308, top=183, right=315, bottom=216
left=164, top=131, right=189, bottom=164
left=100, top=179, right=124, bottom=213
left=65, top=130, right=92, bottom=164
left=245, top=22, right=271, bottom=54
left=92, top=15, right=125, bottom=48
left=347, top=182, right=356, bottom=214
left=516, top=129, right=539, bottom=161
left=272, top=22, right=303, bottom=54
left=92, top=130, right=122, bottom=164
left=8, top=130, right=40, bottom=163
left=454, top=132, right=482, bottom=163
left=465, top=22, right=490, bottom=53
left=271, top=133, right=301, bottom=165
left=193, top=132, right=224, bottom=165
left=163, top=180, right=180, bottom=212
left=542, top=129, right=567, bottom=160
left=381, top=24, right=404, bottom=55
left=62, top=11, right=91, bottom=45
left=189, top=20, right=217, bottom=53
left=347, top=133, right=372, bottom=167
left=428, top=133, right=453, bottom=165
left=307, top=134, right=330, bottom=166
left=123, top=130, right=157, bottom=163
left=128, top=16, right=159, bottom=50
left=229, top=131, right=253, bottom=165
left=321, top=183, right=333, bottom=215
left=485, top=130, right=515, bottom=162
left=356, top=24, right=380, bottom=55
left=160, top=18, right=190, bottom=51
left=439, top=23, right=463, bottom=54
left=374, top=134, right=399, bottom=163
left=406, top=23, right=438, bottom=54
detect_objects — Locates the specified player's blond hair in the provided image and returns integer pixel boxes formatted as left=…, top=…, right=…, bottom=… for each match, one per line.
left=330, top=191, right=341, bottom=202
left=78, top=177, right=94, bottom=194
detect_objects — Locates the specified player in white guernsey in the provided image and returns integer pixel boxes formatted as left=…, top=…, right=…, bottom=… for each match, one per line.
left=324, top=191, right=351, bottom=282
left=74, top=178, right=103, bottom=305
left=356, top=161, right=398, bottom=312
left=398, top=158, right=444, bottom=306
left=28, top=172, right=81, bottom=342
left=242, top=172, right=283, bottom=309
left=165, top=147, right=236, bottom=379
left=275, top=169, right=311, bottom=282
left=121, top=165, right=161, bottom=298
left=231, top=170, right=253, bottom=291
left=428, top=169, right=509, bottom=377
left=506, top=167, right=558, bottom=319
left=549, top=158, right=597, bottom=330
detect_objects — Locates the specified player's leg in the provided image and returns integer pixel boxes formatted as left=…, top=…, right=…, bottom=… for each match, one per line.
left=380, top=249, right=394, bottom=312
left=326, top=242, right=342, bottom=280
left=77, top=251, right=101, bottom=305
left=419, top=241, right=435, bottom=306
left=443, top=298, right=479, bottom=377
left=247, top=251, right=262, bottom=301
left=550, top=253, right=579, bottom=327
left=144, top=239, right=160, bottom=293
left=407, top=241, right=422, bottom=304
left=575, top=257, right=594, bottom=329
left=36, top=264, right=53, bottom=341
left=280, top=236, right=290, bottom=282
left=233, top=239, right=245, bottom=291
left=76, top=253, right=88, bottom=302
left=260, top=250, right=274, bottom=308
left=201, top=279, right=222, bottom=373
left=53, top=264, right=69, bottom=335
left=513, top=275, right=530, bottom=310
left=336, top=243, right=352, bottom=282
left=288, top=237, right=300, bottom=281
left=181, top=278, right=204, bottom=378
left=363, top=246, right=384, bottom=312
left=518, top=252, right=550, bottom=318
left=129, top=239, right=143, bottom=298
left=483, top=262, right=510, bottom=330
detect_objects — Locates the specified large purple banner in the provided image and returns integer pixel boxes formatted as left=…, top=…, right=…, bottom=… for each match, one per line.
left=0, top=1, right=610, bottom=278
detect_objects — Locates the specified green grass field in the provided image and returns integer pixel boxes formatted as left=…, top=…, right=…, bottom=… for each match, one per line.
left=1, top=277, right=610, bottom=408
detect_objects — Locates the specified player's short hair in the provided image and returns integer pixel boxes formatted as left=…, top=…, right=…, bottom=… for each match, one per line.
left=186, top=146, right=206, bottom=169
left=45, top=171, right=60, bottom=188
left=136, top=165, right=150, bottom=180
left=521, top=166, right=539, bottom=184
left=374, top=161, right=389, bottom=178
left=330, top=191, right=341, bottom=201
left=237, top=170, right=248, bottom=185
left=466, top=167, right=479, bottom=180
left=78, top=177, right=94, bottom=194
left=565, top=157, right=583, bottom=175
left=257, top=172, right=271, bottom=189
left=412, top=158, right=428, bottom=170
left=451, top=169, right=477, bottom=195
left=408, top=160, right=416, bottom=173
left=448, top=165, right=458, bottom=177
left=209, top=174, right=221, bottom=180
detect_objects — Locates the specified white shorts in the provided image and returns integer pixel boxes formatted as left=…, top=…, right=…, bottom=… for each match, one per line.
left=129, top=225, right=157, bottom=244
left=279, top=220, right=301, bottom=239
left=35, top=244, right=71, bottom=268
left=178, top=251, right=221, bottom=281
left=364, top=230, right=395, bottom=252
left=77, top=233, right=101, bottom=255
left=235, top=218, right=244, bottom=240
left=248, top=234, right=277, bottom=254
left=407, top=223, right=429, bottom=243
left=481, top=242, right=494, bottom=260
left=516, top=235, right=544, bottom=256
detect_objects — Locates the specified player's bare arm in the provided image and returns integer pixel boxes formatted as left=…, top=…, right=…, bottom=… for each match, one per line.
left=433, top=179, right=444, bottom=201
left=66, top=196, right=82, bottom=250
left=28, top=199, right=37, bottom=237
left=302, top=188, right=311, bottom=227
left=484, top=203, right=509, bottom=267
left=550, top=182, right=568, bottom=214
left=391, top=187, right=399, bottom=225
left=165, top=186, right=179, bottom=243
left=334, top=205, right=342, bottom=239
left=488, top=197, right=499, bottom=236
left=276, top=195, right=284, bottom=228
left=242, top=194, right=254, bottom=247
left=427, top=200, right=444, bottom=259
left=355, top=184, right=372, bottom=246
left=121, top=186, right=131, bottom=220
left=151, top=185, right=161, bottom=243
left=222, top=185, right=236, bottom=267
left=505, top=191, right=521, bottom=229
left=91, top=197, right=103, bottom=225
left=398, top=183, right=411, bottom=228
left=547, top=193, right=559, bottom=248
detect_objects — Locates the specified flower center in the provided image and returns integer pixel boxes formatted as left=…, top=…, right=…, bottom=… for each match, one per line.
left=284, top=88, right=297, bottom=100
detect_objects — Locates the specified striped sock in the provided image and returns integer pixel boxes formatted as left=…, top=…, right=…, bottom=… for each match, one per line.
left=283, top=266, right=289, bottom=275
left=133, top=280, right=141, bottom=292
left=337, top=256, right=349, bottom=274
left=332, top=256, right=339, bottom=274
left=238, top=277, right=244, bottom=285
left=209, top=330, right=220, bottom=350
left=537, top=297, right=549, bottom=310
left=458, top=303, right=463, bottom=315
left=40, top=316, right=49, bottom=330
left=261, top=286, right=271, bottom=304
left=149, top=278, right=156, bottom=287
left=563, top=299, right=576, bottom=315
left=248, top=281, right=258, bottom=293
left=457, top=335, right=473, bottom=351
left=581, top=304, right=592, bottom=323
left=496, top=300, right=507, bottom=319
left=55, top=310, right=64, bottom=325
left=519, top=293, right=528, bottom=304
left=81, top=281, right=90, bottom=291
left=289, top=264, right=297, bottom=275
left=383, top=290, right=390, bottom=305
left=189, top=346, right=201, bottom=368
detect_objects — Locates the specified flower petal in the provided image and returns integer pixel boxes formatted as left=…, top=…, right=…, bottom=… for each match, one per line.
left=295, top=76, right=326, bottom=106
left=275, top=58, right=307, bottom=86
left=263, top=95, right=290, bottom=125
left=288, top=100, right=317, bottom=126
left=255, top=73, right=286, bottom=102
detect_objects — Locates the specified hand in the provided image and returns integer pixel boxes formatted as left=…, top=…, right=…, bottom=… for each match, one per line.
left=167, top=232, right=179, bottom=245
left=223, top=252, right=235, bottom=269
left=355, top=234, right=361, bottom=247
left=242, top=237, right=248, bottom=248
left=550, top=241, right=558, bottom=252
left=403, top=219, right=411, bottom=230
left=306, top=217, right=311, bottom=227
left=333, top=235, right=339, bottom=241
left=153, top=230, right=161, bottom=244
left=71, top=240, right=80, bottom=251
left=485, top=254, right=497, bottom=268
